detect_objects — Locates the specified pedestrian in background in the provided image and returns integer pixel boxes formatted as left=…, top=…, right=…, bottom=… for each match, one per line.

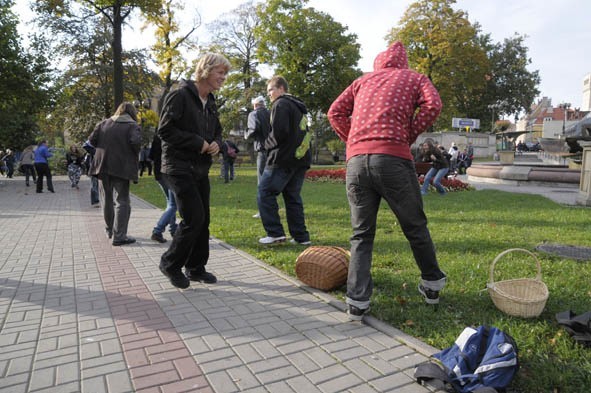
left=89, top=102, right=141, bottom=246
left=157, top=52, right=230, bottom=289
left=245, top=95, right=271, bottom=218
left=66, top=144, right=84, bottom=189
left=139, top=144, right=152, bottom=176
left=82, top=140, right=100, bottom=207
left=19, top=145, right=37, bottom=187
left=3, top=149, right=15, bottom=178
left=328, top=41, right=447, bottom=321
left=220, top=139, right=239, bottom=183
left=34, top=140, right=54, bottom=193
left=149, top=134, right=177, bottom=243
left=420, top=140, right=450, bottom=195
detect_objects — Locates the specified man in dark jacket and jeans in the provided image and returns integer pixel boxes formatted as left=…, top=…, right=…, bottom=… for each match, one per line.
left=157, top=53, right=231, bottom=289
left=257, top=76, right=311, bottom=245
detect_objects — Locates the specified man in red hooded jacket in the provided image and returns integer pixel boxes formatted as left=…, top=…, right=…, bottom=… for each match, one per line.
left=328, top=42, right=447, bottom=321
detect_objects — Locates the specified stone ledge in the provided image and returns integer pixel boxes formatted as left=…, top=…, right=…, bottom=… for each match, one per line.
left=467, top=163, right=580, bottom=185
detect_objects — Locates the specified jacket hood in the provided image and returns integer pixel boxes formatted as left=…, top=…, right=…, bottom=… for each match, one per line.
left=111, top=114, right=136, bottom=123
left=279, top=94, right=308, bottom=114
left=373, top=41, right=409, bottom=71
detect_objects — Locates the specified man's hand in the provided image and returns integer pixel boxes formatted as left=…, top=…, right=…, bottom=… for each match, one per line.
left=207, top=141, right=220, bottom=156
left=201, top=140, right=210, bottom=154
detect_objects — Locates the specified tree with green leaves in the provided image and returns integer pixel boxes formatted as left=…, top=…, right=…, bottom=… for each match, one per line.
left=142, top=0, right=199, bottom=113
left=34, top=0, right=162, bottom=108
left=482, top=33, right=540, bottom=125
left=386, top=0, right=489, bottom=130
left=386, top=0, right=540, bottom=131
left=0, top=0, right=53, bottom=149
left=206, top=1, right=266, bottom=138
left=37, top=14, right=160, bottom=144
left=255, top=0, right=361, bottom=114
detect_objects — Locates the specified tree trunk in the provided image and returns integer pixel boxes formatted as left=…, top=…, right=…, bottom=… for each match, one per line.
left=112, top=3, right=124, bottom=108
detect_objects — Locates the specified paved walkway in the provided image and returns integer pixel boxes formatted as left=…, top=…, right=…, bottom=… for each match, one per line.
left=0, top=176, right=439, bottom=393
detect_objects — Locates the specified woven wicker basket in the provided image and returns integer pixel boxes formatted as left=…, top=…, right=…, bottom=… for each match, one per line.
left=295, top=246, right=350, bottom=291
left=487, top=248, right=549, bottom=318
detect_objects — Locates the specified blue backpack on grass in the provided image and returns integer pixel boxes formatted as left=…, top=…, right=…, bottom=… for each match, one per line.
left=415, top=326, right=519, bottom=393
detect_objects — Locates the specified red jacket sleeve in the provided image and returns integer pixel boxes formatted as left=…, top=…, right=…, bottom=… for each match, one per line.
left=327, top=84, right=355, bottom=143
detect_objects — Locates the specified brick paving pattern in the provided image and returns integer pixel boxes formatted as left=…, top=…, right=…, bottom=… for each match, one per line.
left=0, top=176, right=438, bottom=392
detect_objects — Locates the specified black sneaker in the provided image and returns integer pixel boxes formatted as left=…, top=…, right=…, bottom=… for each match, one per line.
left=112, top=236, right=136, bottom=246
left=159, top=265, right=190, bottom=289
left=418, top=284, right=439, bottom=304
left=185, top=270, right=217, bottom=284
left=347, top=305, right=369, bottom=321
left=151, top=232, right=167, bottom=243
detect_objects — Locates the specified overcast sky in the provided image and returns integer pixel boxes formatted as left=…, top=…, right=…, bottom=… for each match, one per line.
left=12, top=0, right=591, bottom=110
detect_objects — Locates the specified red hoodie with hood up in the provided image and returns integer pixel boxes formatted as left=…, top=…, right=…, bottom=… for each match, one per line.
left=328, top=42, right=442, bottom=162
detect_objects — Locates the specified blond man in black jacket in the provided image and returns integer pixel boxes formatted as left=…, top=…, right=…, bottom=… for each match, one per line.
left=157, top=53, right=230, bottom=289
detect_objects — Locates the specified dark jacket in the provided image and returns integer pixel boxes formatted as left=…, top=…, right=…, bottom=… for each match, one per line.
left=221, top=140, right=240, bottom=162
left=89, top=114, right=142, bottom=181
left=421, top=146, right=449, bottom=170
left=149, top=134, right=163, bottom=181
left=157, top=79, right=223, bottom=177
left=245, top=107, right=271, bottom=152
left=264, top=94, right=311, bottom=169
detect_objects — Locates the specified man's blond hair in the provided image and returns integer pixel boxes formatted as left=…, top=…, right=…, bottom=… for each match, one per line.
left=194, top=53, right=231, bottom=82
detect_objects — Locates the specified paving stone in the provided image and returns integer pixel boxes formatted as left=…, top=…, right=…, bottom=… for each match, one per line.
left=317, top=372, right=365, bottom=393
left=226, top=365, right=261, bottom=390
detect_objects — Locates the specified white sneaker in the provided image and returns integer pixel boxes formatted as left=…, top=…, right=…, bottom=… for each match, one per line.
left=289, top=238, right=311, bottom=245
left=252, top=212, right=260, bottom=218
left=258, top=236, right=286, bottom=245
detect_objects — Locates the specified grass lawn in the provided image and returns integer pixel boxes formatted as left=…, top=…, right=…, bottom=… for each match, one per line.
left=132, top=164, right=591, bottom=392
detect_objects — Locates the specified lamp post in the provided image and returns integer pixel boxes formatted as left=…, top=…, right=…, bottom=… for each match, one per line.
left=488, top=101, right=503, bottom=148
left=133, top=98, right=152, bottom=143
left=559, top=102, right=571, bottom=136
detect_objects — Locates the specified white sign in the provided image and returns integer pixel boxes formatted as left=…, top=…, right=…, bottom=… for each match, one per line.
left=452, top=118, right=480, bottom=129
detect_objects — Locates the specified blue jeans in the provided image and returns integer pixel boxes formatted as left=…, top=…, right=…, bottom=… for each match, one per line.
left=421, top=167, right=449, bottom=195
left=256, top=151, right=267, bottom=185
left=345, top=155, right=446, bottom=309
left=257, top=166, right=309, bottom=242
left=222, top=159, right=235, bottom=183
left=90, top=176, right=99, bottom=204
left=153, top=179, right=178, bottom=236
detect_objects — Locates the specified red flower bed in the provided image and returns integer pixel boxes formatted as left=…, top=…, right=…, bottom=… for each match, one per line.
left=305, top=168, right=346, bottom=182
left=306, top=168, right=472, bottom=192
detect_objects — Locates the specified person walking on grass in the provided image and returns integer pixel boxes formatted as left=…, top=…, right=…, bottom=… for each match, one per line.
left=245, top=95, right=271, bottom=218
left=328, top=41, right=447, bottom=321
left=420, top=140, right=450, bottom=195
left=220, top=139, right=239, bottom=184
left=257, top=76, right=311, bottom=246
left=89, top=102, right=141, bottom=246
left=157, top=52, right=230, bottom=289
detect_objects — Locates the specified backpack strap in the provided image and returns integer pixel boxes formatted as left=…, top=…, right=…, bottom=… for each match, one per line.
left=414, top=362, right=452, bottom=390
left=556, top=310, right=591, bottom=347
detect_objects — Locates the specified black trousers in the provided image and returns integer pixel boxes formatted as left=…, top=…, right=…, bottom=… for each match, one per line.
left=159, top=172, right=210, bottom=274
left=34, top=163, right=54, bottom=192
